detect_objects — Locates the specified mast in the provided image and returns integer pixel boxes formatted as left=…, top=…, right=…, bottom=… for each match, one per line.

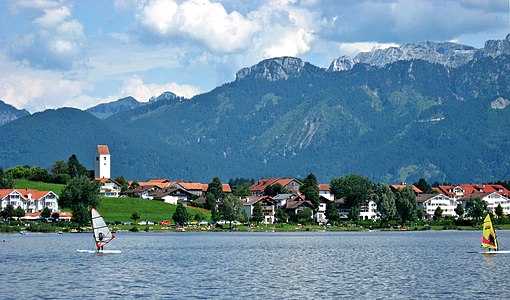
left=91, top=208, right=115, bottom=249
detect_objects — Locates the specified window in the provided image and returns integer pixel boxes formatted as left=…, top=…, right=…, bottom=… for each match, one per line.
left=104, top=157, right=106, bottom=160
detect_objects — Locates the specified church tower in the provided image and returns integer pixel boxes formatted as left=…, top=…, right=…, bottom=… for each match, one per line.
left=94, top=145, right=110, bottom=179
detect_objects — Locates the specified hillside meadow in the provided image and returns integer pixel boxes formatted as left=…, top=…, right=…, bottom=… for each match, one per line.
left=13, top=179, right=211, bottom=225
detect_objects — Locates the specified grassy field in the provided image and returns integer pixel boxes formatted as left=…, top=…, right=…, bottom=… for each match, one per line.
left=14, top=178, right=65, bottom=195
left=98, top=197, right=211, bottom=224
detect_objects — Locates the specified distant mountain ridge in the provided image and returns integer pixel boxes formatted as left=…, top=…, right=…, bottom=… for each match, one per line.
left=0, top=100, right=30, bottom=125
left=1, top=35, right=510, bottom=184
left=329, top=34, right=510, bottom=71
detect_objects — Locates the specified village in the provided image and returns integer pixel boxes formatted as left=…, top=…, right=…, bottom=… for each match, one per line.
left=1, top=144, right=509, bottom=226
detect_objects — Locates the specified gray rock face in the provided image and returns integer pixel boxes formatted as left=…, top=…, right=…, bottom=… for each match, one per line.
left=491, top=97, right=510, bottom=109
left=329, top=34, right=510, bottom=72
left=0, top=100, right=30, bottom=125
left=236, top=57, right=306, bottom=81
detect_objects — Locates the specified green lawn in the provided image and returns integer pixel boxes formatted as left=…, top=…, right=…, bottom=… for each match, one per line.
left=98, top=197, right=211, bottom=224
left=14, top=178, right=65, bottom=195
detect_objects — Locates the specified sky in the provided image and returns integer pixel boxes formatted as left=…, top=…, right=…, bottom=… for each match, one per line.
left=0, top=0, right=509, bottom=113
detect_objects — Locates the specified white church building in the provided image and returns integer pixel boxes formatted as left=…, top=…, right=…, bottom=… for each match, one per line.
left=94, top=145, right=110, bottom=179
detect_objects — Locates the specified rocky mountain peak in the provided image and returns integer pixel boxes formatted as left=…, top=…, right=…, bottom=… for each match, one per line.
left=236, top=57, right=306, bottom=81
left=481, top=34, right=510, bottom=58
left=328, top=55, right=355, bottom=72
left=150, top=91, right=177, bottom=103
left=0, top=99, right=30, bottom=125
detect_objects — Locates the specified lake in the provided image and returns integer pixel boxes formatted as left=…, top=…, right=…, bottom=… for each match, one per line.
left=1, top=230, right=509, bottom=299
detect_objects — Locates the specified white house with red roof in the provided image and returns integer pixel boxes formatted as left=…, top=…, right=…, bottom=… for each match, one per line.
left=96, top=178, right=122, bottom=197
left=318, top=184, right=333, bottom=200
left=0, top=189, right=59, bottom=213
left=458, top=192, right=510, bottom=215
left=250, top=178, right=303, bottom=196
left=94, top=145, right=110, bottom=179
left=416, top=193, right=457, bottom=219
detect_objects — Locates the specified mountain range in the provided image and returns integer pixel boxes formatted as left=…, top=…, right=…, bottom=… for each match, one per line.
left=1, top=35, right=510, bottom=184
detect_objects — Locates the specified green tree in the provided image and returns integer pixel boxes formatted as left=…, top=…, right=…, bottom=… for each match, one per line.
left=222, top=195, right=243, bottom=229
left=28, top=166, right=49, bottom=182
left=51, top=160, right=69, bottom=175
left=0, top=167, right=14, bottom=189
left=14, top=206, right=25, bottom=219
left=299, top=173, right=319, bottom=210
left=325, top=201, right=340, bottom=224
left=251, top=202, right=264, bottom=225
left=67, top=154, right=88, bottom=179
left=275, top=208, right=288, bottom=223
left=433, top=206, right=443, bottom=221
left=296, top=208, right=313, bottom=224
left=194, top=212, right=205, bottom=222
left=413, top=178, right=432, bottom=194
left=454, top=203, right=464, bottom=219
left=115, top=176, right=129, bottom=192
left=495, top=204, right=504, bottom=218
left=51, top=212, right=60, bottom=220
left=205, top=193, right=217, bottom=211
left=1, top=204, right=15, bottom=220
left=5, top=165, right=28, bottom=179
left=59, top=175, right=100, bottom=225
left=330, top=174, right=372, bottom=220
left=264, top=183, right=288, bottom=196
left=232, top=182, right=252, bottom=198
left=41, top=207, right=51, bottom=219
left=131, top=211, right=141, bottom=223
left=172, top=203, right=189, bottom=226
left=374, top=183, right=397, bottom=223
left=211, top=209, right=222, bottom=222
left=465, top=197, right=488, bottom=223
left=207, top=177, right=225, bottom=199
left=395, top=186, right=418, bottom=225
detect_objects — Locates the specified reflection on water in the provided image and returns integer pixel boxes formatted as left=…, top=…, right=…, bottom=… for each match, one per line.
left=1, top=230, right=510, bottom=299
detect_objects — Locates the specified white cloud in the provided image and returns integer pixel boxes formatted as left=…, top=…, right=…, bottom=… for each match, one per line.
left=33, top=5, right=71, bottom=28
left=119, top=75, right=200, bottom=101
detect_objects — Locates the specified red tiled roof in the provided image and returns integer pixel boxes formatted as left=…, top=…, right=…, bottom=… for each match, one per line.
left=20, top=189, right=52, bottom=200
left=0, top=189, right=17, bottom=199
left=318, top=184, right=330, bottom=191
left=97, top=145, right=110, bottom=155
left=390, top=184, right=423, bottom=194
left=250, top=178, right=280, bottom=192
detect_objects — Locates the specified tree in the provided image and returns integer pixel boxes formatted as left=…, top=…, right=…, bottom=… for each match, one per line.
left=251, top=202, right=264, bottom=225
left=0, top=167, right=14, bottom=189
left=465, top=197, right=488, bottom=223
left=325, top=201, right=340, bottom=224
left=41, top=207, right=51, bottom=219
left=414, top=178, right=432, bottom=194
left=211, top=209, right=222, bottom=222
left=495, top=204, right=504, bottom=218
left=395, top=186, right=418, bottom=225
left=275, top=208, right=288, bottom=223
left=1, top=204, right=15, bottom=220
left=67, top=154, right=88, bottom=178
left=14, top=206, right=25, bottom=219
left=5, top=165, right=28, bottom=179
left=115, top=176, right=129, bottom=192
left=330, top=174, right=372, bottom=220
left=173, top=203, right=189, bottom=226
left=205, top=193, right=217, bottom=211
left=207, top=177, right=225, bottom=200
left=454, top=203, right=465, bottom=219
left=51, top=160, right=69, bottom=175
left=299, top=173, right=319, bottom=210
left=296, top=208, right=313, bottom=224
left=374, top=183, right=396, bottom=223
left=232, top=182, right=252, bottom=198
left=28, top=166, right=50, bottom=182
left=433, top=206, right=443, bottom=221
left=222, top=195, right=243, bottom=229
left=51, top=212, right=60, bottom=220
left=59, top=175, right=100, bottom=225
left=264, top=183, right=288, bottom=196
left=131, top=211, right=141, bottom=223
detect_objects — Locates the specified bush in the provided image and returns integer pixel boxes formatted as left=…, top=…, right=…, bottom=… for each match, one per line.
left=129, top=226, right=139, bottom=232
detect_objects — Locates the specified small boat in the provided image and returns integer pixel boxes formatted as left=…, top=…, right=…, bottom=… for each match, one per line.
left=57, top=231, right=63, bottom=235
left=19, top=230, right=28, bottom=235
left=481, top=213, right=510, bottom=254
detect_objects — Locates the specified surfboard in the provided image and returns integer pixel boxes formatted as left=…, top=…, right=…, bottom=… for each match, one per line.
left=480, top=250, right=510, bottom=254
left=77, top=249, right=122, bottom=254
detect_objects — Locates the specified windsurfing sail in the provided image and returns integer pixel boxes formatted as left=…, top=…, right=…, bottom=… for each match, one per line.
left=91, top=208, right=115, bottom=249
left=481, top=213, right=498, bottom=250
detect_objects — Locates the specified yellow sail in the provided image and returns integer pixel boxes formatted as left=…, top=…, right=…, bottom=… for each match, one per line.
left=482, top=214, right=498, bottom=250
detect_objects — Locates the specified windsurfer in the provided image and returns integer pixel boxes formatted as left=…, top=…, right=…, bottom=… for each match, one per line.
left=97, top=232, right=104, bottom=251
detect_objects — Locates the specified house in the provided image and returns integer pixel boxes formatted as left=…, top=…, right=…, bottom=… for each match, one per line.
left=458, top=192, right=510, bottom=215
left=272, top=193, right=295, bottom=208
left=96, top=178, right=122, bottom=197
left=176, top=182, right=232, bottom=196
left=433, top=185, right=465, bottom=200
left=0, top=189, right=59, bottom=213
left=138, top=178, right=177, bottom=189
left=459, top=184, right=510, bottom=197
left=250, top=178, right=303, bottom=196
left=416, top=193, right=457, bottom=220
left=94, top=145, right=110, bottom=179
left=242, top=196, right=277, bottom=224
left=390, top=184, right=423, bottom=194
left=150, top=187, right=194, bottom=205
left=360, top=199, right=378, bottom=220
left=122, top=185, right=160, bottom=199
left=284, top=195, right=314, bottom=219
left=318, top=184, right=333, bottom=201
left=315, top=196, right=330, bottom=223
